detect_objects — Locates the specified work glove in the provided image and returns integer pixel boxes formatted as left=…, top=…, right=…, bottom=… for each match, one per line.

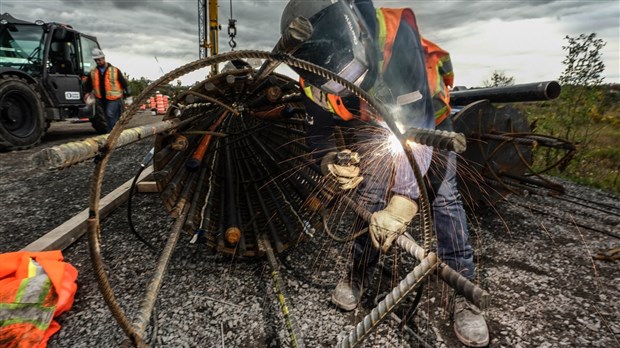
left=320, top=149, right=363, bottom=190
left=370, top=195, right=418, bottom=252
left=84, top=93, right=94, bottom=105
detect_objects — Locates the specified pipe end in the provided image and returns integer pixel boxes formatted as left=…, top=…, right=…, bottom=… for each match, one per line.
left=225, top=227, right=241, bottom=245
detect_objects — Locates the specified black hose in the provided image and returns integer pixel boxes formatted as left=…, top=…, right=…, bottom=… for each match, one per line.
left=399, top=282, right=425, bottom=326
left=127, top=147, right=158, bottom=253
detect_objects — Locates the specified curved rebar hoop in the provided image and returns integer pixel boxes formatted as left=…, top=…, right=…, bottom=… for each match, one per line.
left=521, top=134, right=576, bottom=176
left=87, top=50, right=434, bottom=346
left=475, top=131, right=575, bottom=195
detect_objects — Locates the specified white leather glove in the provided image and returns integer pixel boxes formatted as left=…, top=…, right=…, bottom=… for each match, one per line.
left=320, top=149, right=363, bottom=190
left=370, top=195, right=418, bottom=252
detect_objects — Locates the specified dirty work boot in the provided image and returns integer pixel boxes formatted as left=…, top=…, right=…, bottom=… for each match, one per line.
left=331, top=274, right=363, bottom=311
left=453, top=294, right=489, bottom=347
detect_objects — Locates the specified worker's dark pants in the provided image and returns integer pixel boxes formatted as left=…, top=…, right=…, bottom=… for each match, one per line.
left=98, top=98, right=123, bottom=132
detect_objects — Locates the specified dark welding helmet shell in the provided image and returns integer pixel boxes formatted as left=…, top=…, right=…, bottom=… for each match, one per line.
left=281, top=0, right=375, bottom=96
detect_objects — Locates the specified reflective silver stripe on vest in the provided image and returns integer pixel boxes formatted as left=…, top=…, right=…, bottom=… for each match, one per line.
left=0, top=259, right=55, bottom=329
left=0, top=303, right=55, bottom=329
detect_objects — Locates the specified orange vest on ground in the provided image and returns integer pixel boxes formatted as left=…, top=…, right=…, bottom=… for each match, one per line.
left=302, top=7, right=454, bottom=126
left=90, top=64, right=123, bottom=100
left=0, top=250, right=78, bottom=348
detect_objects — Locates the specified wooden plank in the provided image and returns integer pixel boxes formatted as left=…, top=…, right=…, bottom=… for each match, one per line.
left=21, top=166, right=154, bottom=252
left=136, top=181, right=159, bottom=193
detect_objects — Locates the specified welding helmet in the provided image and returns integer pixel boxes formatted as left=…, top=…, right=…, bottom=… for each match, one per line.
left=281, top=0, right=376, bottom=96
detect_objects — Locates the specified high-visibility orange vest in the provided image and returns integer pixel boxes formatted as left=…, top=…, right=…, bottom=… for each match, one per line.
left=0, top=250, right=78, bottom=348
left=421, top=37, right=453, bottom=124
left=90, top=64, right=123, bottom=100
left=299, top=78, right=356, bottom=121
left=302, top=7, right=454, bottom=125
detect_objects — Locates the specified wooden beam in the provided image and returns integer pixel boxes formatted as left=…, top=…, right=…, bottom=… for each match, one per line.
left=22, top=166, right=154, bottom=252
left=136, top=181, right=159, bottom=193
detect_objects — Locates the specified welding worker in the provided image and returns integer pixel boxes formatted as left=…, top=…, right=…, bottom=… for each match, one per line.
left=281, top=0, right=489, bottom=346
left=83, top=48, right=130, bottom=132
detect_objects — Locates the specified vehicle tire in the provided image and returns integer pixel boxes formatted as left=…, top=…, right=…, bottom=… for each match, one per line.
left=0, top=75, right=45, bottom=151
left=90, top=104, right=108, bottom=134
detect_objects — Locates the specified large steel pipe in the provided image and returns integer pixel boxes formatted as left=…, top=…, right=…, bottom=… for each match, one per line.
left=450, top=80, right=561, bottom=105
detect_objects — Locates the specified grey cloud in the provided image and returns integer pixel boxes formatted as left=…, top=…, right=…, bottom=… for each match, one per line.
left=3, top=0, right=617, bottom=83
left=109, top=0, right=143, bottom=10
left=408, top=0, right=606, bottom=33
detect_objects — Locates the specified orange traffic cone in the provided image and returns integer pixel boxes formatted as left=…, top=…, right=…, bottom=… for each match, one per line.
left=156, top=93, right=165, bottom=114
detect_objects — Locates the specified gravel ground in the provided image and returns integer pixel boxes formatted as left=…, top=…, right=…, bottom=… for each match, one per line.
left=1, top=113, right=618, bottom=347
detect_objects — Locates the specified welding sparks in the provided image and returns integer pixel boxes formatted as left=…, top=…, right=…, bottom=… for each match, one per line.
left=387, top=132, right=403, bottom=155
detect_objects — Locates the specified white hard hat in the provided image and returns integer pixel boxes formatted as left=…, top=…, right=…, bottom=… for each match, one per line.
left=92, top=48, right=105, bottom=59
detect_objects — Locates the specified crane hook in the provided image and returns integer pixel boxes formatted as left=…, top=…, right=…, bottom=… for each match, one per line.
left=228, top=18, right=237, bottom=50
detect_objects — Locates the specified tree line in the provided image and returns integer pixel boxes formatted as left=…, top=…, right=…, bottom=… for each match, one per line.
left=481, top=33, right=618, bottom=193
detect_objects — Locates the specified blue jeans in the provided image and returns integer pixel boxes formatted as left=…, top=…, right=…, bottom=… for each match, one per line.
left=302, top=97, right=475, bottom=280
left=427, top=147, right=475, bottom=280
left=98, top=98, right=123, bottom=132
left=350, top=120, right=475, bottom=281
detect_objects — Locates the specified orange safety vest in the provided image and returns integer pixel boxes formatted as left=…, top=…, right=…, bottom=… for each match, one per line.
left=299, top=78, right=356, bottom=121
left=0, top=250, right=78, bottom=348
left=421, top=37, right=453, bottom=125
left=90, top=64, right=124, bottom=100
left=302, top=7, right=454, bottom=125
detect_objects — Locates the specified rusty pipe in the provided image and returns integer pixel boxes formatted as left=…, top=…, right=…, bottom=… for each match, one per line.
left=245, top=85, right=283, bottom=109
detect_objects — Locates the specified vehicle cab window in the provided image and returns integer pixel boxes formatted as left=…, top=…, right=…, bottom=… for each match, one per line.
left=48, top=28, right=77, bottom=75
left=0, top=22, right=45, bottom=76
left=80, top=36, right=99, bottom=76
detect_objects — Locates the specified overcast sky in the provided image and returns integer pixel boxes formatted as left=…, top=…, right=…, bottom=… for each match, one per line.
left=2, top=0, right=619, bottom=87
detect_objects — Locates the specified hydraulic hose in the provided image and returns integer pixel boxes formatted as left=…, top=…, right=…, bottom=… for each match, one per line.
left=127, top=147, right=157, bottom=252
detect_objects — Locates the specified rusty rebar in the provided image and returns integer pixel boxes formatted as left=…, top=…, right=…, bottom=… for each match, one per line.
left=122, top=204, right=190, bottom=346
left=33, top=119, right=184, bottom=170
left=337, top=253, right=439, bottom=348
